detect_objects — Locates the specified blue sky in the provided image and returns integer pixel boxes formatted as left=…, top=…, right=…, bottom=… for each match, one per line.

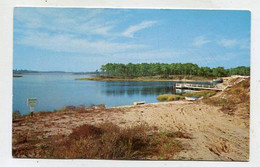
left=13, top=8, right=250, bottom=72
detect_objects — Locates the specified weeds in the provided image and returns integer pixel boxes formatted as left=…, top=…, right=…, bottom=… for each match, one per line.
left=157, top=90, right=216, bottom=102
left=13, top=123, right=185, bottom=159
left=157, top=94, right=184, bottom=102
left=12, top=110, right=21, bottom=119
left=48, top=123, right=183, bottom=159
left=183, top=90, right=217, bottom=98
left=203, top=78, right=250, bottom=115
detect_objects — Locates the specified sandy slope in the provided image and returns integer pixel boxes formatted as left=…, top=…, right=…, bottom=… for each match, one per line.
left=12, top=100, right=249, bottom=161
left=112, top=101, right=249, bottom=161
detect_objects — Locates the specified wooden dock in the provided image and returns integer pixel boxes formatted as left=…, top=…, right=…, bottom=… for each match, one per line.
left=175, top=83, right=223, bottom=91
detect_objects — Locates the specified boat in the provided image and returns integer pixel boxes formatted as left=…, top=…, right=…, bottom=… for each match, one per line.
left=212, top=78, right=223, bottom=83
left=185, top=96, right=198, bottom=101
left=133, top=101, right=146, bottom=105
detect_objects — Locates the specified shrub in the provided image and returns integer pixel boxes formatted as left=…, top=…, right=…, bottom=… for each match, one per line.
left=64, top=105, right=76, bottom=111
left=157, top=94, right=185, bottom=102
left=20, top=123, right=185, bottom=159
left=183, top=90, right=217, bottom=98
left=157, top=94, right=170, bottom=101
left=203, top=78, right=250, bottom=115
left=167, top=95, right=184, bottom=101
left=12, top=110, right=21, bottom=119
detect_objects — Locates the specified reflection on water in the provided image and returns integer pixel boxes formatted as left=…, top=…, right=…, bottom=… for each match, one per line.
left=103, top=83, right=173, bottom=97
left=101, top=81, right=213, bottom=96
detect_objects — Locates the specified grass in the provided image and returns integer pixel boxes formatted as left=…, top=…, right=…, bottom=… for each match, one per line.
left=19, top=104, right=107, bottom=117
left=157, top=90, right=217, bottom=102
left=203, top=78, right=250, bottom=115
left=13, top=123, right=186, bottom=159
left=157, top=78, right=250, bottom=116
left=157, top=94, right=184, bottom=102
left=182, top=90, right=217, bottom=98
left=12, top=110, right=21, bottom=119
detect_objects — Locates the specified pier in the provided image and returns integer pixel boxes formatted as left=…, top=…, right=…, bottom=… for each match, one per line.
left=175, top=83, right=223, bottom=91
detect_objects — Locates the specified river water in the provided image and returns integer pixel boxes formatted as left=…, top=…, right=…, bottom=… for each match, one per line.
left=13, top=73, right=211, bottom=115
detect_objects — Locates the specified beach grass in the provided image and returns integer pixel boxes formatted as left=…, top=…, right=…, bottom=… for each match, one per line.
left=182, top=90, right=217, bottom=98
left=157, top=94, right=185, bottom=101
left=13, top=122, right=186, bottom=159
left=157, top=90, right=217, bottom=102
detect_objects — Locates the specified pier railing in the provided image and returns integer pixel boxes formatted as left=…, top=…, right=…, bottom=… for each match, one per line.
left=175, top=83, right=221, bottom=90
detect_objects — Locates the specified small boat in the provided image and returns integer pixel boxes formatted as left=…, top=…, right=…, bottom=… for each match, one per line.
left=185, top=96, right=198, bottom=101
left=213, top=78, right=223, bottom=83
left=133, top=101, right=146, bottom=105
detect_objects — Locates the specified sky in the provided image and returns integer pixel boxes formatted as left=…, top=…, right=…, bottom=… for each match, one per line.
left=13, top=8, right=250, bottom=72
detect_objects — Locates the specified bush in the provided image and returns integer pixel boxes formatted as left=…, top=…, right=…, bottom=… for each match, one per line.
left=167, top=95, right=184, bottom=101
left=157, top=94, right=184, bottom=101
left=183, top=90, right=217, bottom=98
left=157, top=94, right=170, bottom=101
left=40, top=123, right=184, bottom=159
left=12, top=110, right=21, bottom=119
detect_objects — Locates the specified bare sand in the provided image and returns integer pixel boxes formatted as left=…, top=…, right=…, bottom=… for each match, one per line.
left=114, top=101, right=249, bottom=161
left=12, top=100, right=249, bottom=161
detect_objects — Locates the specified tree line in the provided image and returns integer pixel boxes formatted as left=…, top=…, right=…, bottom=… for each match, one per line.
left=100, top=63, right=250, bottom=78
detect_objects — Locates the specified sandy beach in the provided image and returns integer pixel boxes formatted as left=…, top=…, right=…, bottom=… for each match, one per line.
left=12, top=95, right=249, bottom=160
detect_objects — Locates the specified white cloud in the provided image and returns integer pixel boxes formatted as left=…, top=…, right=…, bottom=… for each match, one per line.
left=192, top=36, right=211, bottom=46
left=76, top=20, right=115, bottom=36
left=122, top=21, right=157, bottom=38
left=217, top=38, right=250, bottom=49
left=16, top=32, right=147, bottom=55
left=218, top=39, right=238, bottom=48
left=14, top=8, right=116, bottom=37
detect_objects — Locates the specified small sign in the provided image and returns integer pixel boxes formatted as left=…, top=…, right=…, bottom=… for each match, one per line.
left=27, top=98, right=37, bottom=106
left=27, top=98, right=37, bottom=113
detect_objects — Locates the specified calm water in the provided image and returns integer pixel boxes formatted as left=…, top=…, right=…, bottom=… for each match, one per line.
left=13, top=73, right=212, bottom=115
left=13, top=73, right=176, bottom=114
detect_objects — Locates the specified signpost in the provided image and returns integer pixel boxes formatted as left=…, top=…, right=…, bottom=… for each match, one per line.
left=27, top=98, right=37, bottom=116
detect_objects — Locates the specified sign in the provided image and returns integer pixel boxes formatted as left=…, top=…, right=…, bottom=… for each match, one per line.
left=27, top=98, right=37, bottom=113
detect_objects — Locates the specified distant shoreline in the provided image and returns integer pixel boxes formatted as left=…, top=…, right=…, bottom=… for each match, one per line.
left=13, top=74, right=23, bottom=77
left=75, top=76, right=214, bottom=82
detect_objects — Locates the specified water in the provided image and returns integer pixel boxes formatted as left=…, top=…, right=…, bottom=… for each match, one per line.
left=13, top=73, right=171, bottom=114
left=13, top=73, right=212, bottom=115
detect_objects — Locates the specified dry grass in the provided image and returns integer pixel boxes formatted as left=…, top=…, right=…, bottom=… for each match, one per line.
left=13, top=122, right=185, bottom=159
left=183, top=90, right=217, bottom=98
left=157, top=90, right=216, bottom=102
left=157, top=94, right=184, bottom=101
left=203, top=78, right=250, bottom=116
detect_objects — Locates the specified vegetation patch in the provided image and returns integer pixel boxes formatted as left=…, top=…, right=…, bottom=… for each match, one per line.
left=157, top=94, right=184, bottom=102
left=13, top=123, right=186, bottom=159
left=203, top=78, right=250, bottom=116
left=183, top=90, right=217, bottom=98
left=157, top=90, right=216, bottom=102
left=12, top=110, right=21, bottom=119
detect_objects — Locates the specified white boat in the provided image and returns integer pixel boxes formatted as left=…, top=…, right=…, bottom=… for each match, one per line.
left=185, top=96, right=198, bottom=101
left=133, top=101, right=146, bottom=105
